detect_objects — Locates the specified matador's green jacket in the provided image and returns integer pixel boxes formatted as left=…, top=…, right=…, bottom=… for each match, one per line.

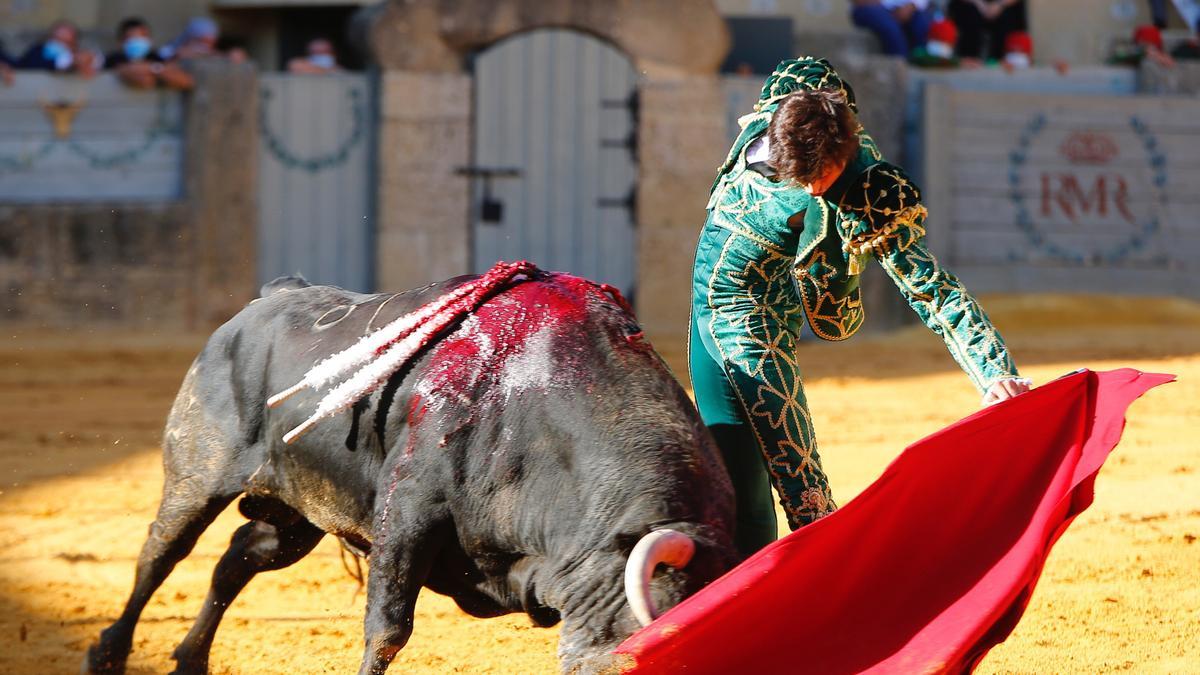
left=689, top=58, right=1019, bottom=545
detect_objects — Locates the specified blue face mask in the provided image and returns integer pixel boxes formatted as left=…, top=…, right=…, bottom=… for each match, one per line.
left=308, top=54, right=335, bottom=69
left=123, top=36, right=153, bottom=61
left=42, top=39, right=72, bottom=68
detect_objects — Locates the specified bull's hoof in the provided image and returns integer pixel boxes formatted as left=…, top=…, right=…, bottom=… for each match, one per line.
left=169, top=647, right=209, bottom=675
left=80, top=642, right=127, bottom=675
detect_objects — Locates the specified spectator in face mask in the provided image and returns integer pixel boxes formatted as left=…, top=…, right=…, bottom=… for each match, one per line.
left=1001, top=30, right=1033, bottom=70
left=910, top=17, right=959, bottom=67
left=288, top=38, right=341, bottom=74
left=106, top=17, right=195, bottom=90
left=16, top=19, right=101, bottom=77
left=106, top=17, right=158, bottom=67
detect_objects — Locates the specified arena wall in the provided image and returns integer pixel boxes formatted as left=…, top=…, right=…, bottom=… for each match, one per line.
left=0, top=64, right=258, bottom=330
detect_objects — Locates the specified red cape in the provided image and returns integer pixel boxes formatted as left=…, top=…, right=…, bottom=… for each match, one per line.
left=615, top=368, right=1173, bottom=673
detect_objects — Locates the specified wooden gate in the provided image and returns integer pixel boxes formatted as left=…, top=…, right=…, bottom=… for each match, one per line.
left=258, top=73, right=374, bottom=292
left=470, top=29, right=639, bottom=295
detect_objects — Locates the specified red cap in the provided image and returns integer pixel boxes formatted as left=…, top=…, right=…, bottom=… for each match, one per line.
left=1132, top=24, right=1164, bottom=50
left=928, top=18, right=958, bottom=46
left=1004, top=31, right=1033, bottom=55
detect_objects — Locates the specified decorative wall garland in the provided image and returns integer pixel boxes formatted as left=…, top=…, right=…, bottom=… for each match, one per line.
left=0, top=93, right=179, bottom=173
left=258, top=86, right=366, bottom=174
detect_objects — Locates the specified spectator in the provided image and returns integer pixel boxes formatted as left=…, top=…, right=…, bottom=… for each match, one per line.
left=947, top=0, right=1027, bottom=62
left=850, top=0, right=935, bottom=58
left=15, top=19, right=101, bottom=77
left=160, top=17, right=247, bottom=64
left=910, top=17, right=960, bottom=67
left=1001, top=30, right=1033, bottom=70
left=1110, top=24, right=1176, bottom=67
left=1136, top=24, right=1177, bottom=67
left=105, top=17, right=194, bottom=90
left=287, top=38, right=341, bottom=74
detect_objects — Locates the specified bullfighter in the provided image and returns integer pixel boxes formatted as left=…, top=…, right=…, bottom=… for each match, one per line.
left=689, top=57, right=1031, bottom=556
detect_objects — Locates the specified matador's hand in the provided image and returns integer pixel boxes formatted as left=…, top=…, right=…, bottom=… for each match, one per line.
left=982, top=377, right=1032, bottom=407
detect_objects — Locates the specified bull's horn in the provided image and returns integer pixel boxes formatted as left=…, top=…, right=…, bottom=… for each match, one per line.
left=623, top=529, right=695, bottom=628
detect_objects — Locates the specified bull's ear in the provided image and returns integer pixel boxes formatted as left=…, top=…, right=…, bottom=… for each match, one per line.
left=608, top=496, right=674, bottom=551
left=612, top=531, right=643, bottom=553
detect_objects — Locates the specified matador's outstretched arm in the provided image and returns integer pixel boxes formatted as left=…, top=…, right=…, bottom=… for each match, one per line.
left=837, top=163, right=1023, bottom=394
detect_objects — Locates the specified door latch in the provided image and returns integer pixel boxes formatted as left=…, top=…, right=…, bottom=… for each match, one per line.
left=456, top=166, right=522, bottom=224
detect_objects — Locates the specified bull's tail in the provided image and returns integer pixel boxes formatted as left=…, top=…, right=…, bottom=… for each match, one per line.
left=268, top=260, right=539, bottom=443
left=337, top=537, right=367, bottom=601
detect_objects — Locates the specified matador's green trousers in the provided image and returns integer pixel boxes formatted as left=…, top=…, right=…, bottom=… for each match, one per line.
left=689, top=209, right=836, bottom=557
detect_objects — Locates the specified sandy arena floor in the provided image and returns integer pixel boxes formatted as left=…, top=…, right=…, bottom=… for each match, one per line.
left=1, top=295, right=1197, bottom=674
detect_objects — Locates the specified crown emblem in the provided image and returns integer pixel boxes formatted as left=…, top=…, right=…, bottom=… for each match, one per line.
left=1059, top=131, right=1118, bottom=165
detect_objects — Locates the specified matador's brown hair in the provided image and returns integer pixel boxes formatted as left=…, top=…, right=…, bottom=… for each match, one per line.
left=767, top=88, right=860, bottom=187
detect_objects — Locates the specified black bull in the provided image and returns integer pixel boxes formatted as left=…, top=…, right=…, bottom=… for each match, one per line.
left=83, top=270, right=738, bottom=674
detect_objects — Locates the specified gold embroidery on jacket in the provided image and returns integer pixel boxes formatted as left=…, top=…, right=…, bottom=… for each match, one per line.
left=793, top=249, right=865, bottom=341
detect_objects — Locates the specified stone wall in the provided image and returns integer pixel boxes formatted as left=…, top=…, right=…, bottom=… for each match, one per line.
left=636, top=74, right=730, bottom=344
left=0, top=61, right=259, bottom=331
left=375, top=70, right=472, bottom=291
left=0, top=204, right=190, bottom=326
left=183, top=61, right=260, bottom=328
left=831, top=55, right=908, bottom=163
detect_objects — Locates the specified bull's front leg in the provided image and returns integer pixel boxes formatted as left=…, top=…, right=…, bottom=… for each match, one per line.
left=358, top=503, right=448, bottom=675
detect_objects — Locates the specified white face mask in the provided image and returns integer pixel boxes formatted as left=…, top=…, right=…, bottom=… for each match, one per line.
left=308, top=54, right=335, bottom=69
left=1005, top=52, right=1032, bottom=68
left=927, top=40, right=955, bottom=59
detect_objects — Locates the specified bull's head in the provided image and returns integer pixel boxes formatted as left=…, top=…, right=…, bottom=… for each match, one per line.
left=550, top=518, right=735, bottom=673
left=548, top=530, right=697, bottom=673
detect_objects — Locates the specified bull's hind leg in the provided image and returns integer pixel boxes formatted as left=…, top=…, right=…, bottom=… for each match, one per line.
left=170, top=511, right=324, bottom=674
left=357, top=515, right=448, bottom=675
left=83, top=486, right=237, bottom=675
